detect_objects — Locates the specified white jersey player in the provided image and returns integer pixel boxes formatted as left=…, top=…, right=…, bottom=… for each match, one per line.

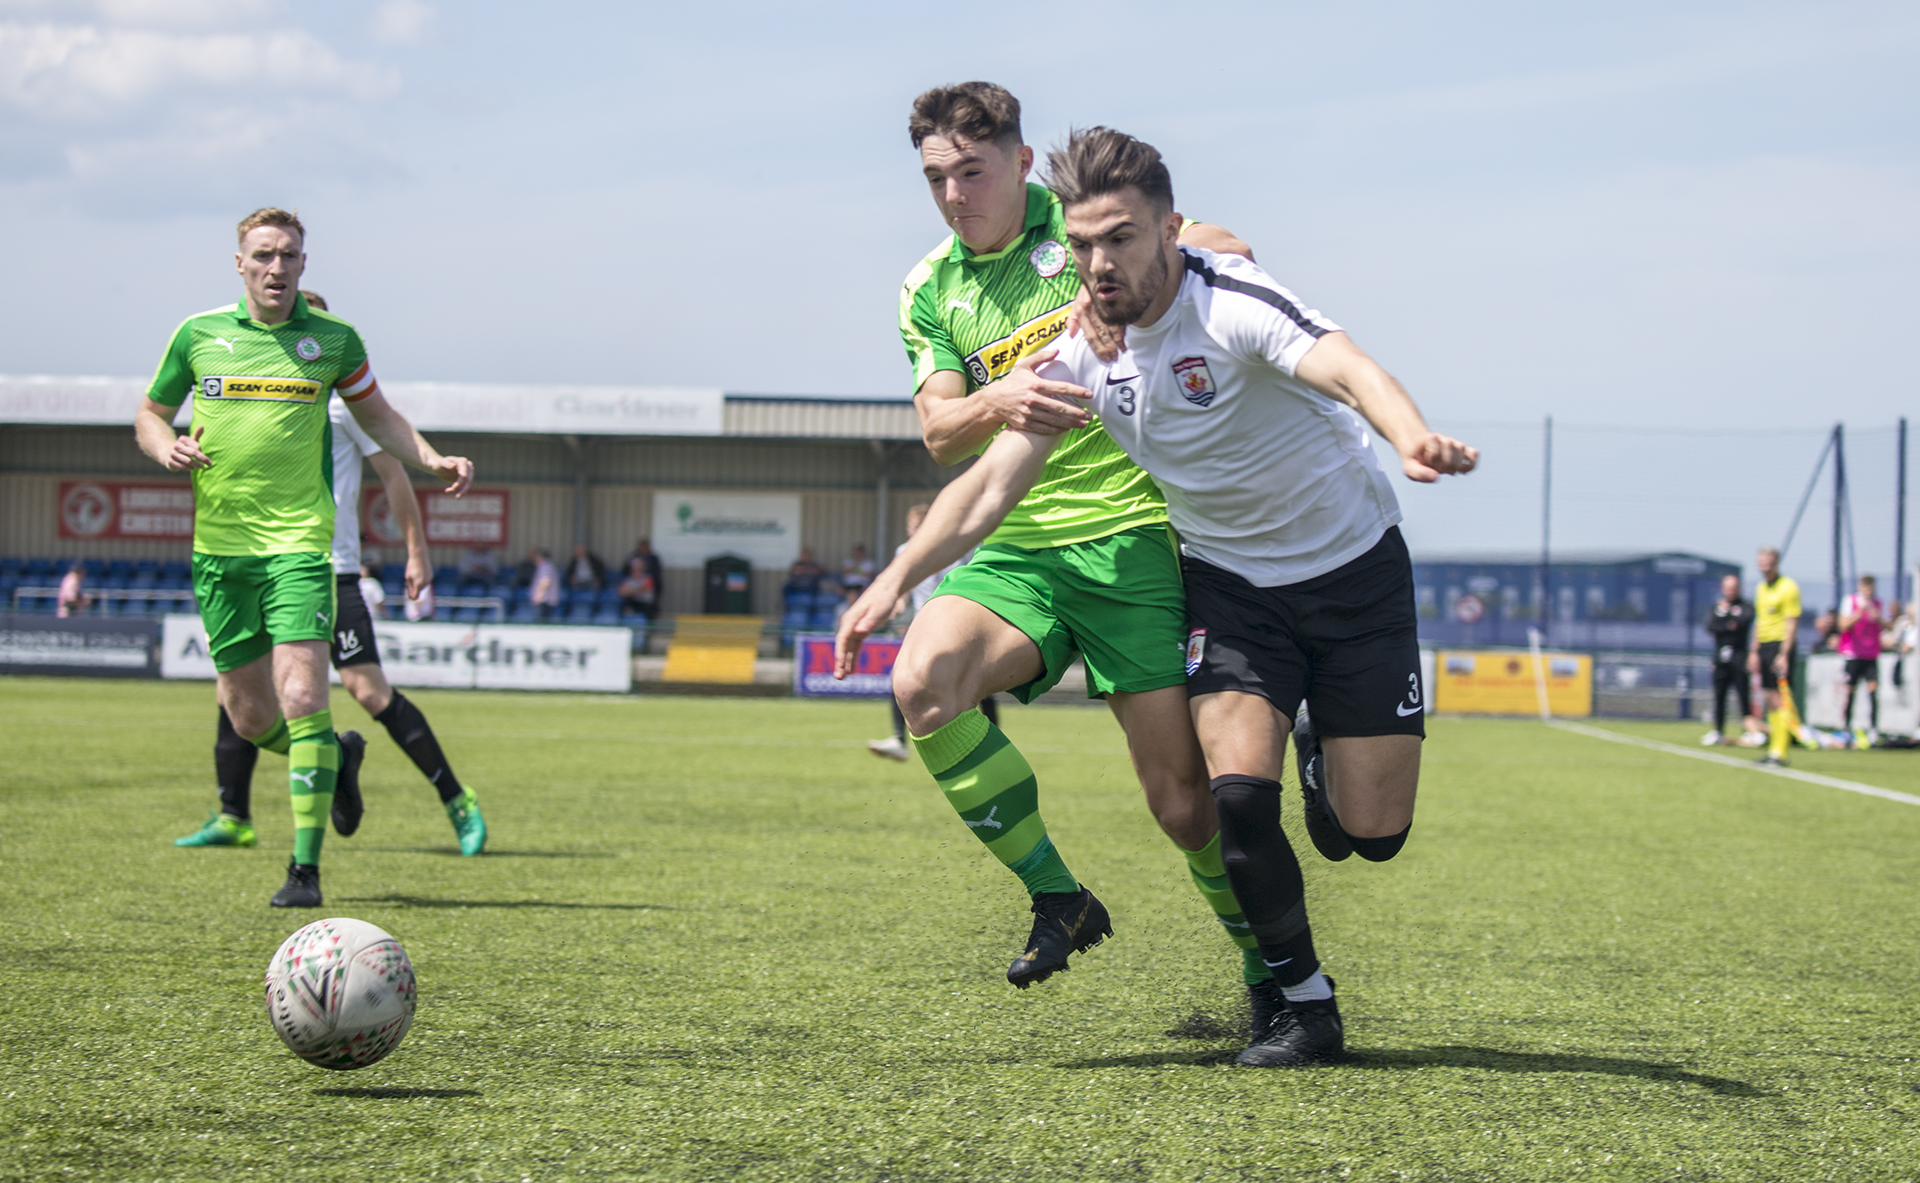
left=839, top=128, right=1475, bottom=1068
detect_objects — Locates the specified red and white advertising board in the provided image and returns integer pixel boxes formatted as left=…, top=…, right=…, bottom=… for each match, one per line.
left=362, top=487, right=510, bottom=549
left=59, top=481, right=194, bottom=540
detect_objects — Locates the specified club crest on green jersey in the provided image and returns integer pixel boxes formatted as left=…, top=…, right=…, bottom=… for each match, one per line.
left=1030, top=240, right=1068, bottom=278
left=295, top=336, right=323, bottom=361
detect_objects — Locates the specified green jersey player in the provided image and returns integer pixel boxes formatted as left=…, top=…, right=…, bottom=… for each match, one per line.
left=134, top=208, right=473, bottom=908
left=890, top=82, right=1270, bottom=1002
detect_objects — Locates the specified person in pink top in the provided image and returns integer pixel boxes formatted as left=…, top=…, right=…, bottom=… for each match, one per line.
left=56, top=561, right=91, bottom=618
left=1837, top=574, right=1885, bottom=732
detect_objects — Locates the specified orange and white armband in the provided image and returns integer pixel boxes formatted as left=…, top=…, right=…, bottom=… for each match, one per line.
left=338, top=361, right=380, bottom=403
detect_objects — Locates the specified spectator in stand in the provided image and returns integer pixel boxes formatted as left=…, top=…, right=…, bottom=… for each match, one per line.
left=528, top=548, right=561, bottom=619
left=56, top=561, right=91, bottom=617
left=564, top=542, right=606, bottom=592
left=1837, top=574, right=1885, bottom=734
left=626, top=539, right=664, bottom=608
left=617, top=555, right=659, bottom=619
left=1702, top=573, right=1757, bottom=747
left=458, top=546, right=497, bottom=581
left=785, top=547, right=826, bottom=596
left=1811, top=610, right=1838, bottom=653
left=840, top=543, right=876, bottom=593
left=359, top=562, right=388, bottom=622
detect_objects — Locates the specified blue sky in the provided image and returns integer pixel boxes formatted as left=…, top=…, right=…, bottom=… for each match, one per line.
left=1, top=0, right=1915, bottom=587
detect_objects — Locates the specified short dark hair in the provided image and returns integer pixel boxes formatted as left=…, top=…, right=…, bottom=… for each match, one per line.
left=1045, top=127, right=1174, bottom=216
left=908, top=82, right=1022, bottom=151
left=299, top=289, right=328, bottom=311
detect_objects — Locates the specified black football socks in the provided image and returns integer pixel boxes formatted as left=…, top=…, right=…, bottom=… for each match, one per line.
left=374, top=691, right=463, bottom=803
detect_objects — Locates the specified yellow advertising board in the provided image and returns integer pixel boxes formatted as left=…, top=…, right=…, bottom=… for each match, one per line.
left=1432, top=650, right=1592, bottom=717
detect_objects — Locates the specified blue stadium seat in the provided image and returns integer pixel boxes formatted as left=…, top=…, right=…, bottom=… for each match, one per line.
left=433, top=565, right=458, bottom=585
left=568, top=588, right=596, bottom=610
left=108, top=559, right=132, bottom=579
left=102, top=572, right=131, bottom=591
left=508, top=603, right=538, bottom=624
left=25, top=558, right=53, bottom=580
left=452, top=605, right=482, bottom=624
left=591, top=607, right=621, bottom=626
left=162, top=560, right=190, bottom=583
left=562, top=603, right=593, bottom=624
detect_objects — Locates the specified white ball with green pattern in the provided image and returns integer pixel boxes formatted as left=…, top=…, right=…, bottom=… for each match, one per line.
left=265, top=917, right=416, bottom=1070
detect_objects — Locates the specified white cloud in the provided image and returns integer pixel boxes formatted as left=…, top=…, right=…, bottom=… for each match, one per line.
left=368, top=0, right=435, bottom=48
left=0, top=8, right=401, bottom=210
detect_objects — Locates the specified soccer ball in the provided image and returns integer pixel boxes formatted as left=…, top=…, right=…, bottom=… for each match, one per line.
left=265, top=917, right=417, bottom=1070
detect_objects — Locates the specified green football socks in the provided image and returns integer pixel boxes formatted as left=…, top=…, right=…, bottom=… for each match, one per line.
left=284, top=711, right=339, bottom=866
left=246, top=714, right=291, bottom=756
left=911, top=708, right=1078, bottom=897
left=1182, top=832, right=1271, bottom=984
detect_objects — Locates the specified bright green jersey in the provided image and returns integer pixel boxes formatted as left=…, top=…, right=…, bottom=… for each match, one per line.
left=146, top=293, right=376, bottom=557
left=900, top=183, right=1167, bottom=550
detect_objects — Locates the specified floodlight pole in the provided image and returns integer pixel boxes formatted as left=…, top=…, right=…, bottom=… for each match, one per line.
left=1897, top=418, right=1909, bottom=606
left=1540, top=414, right=1553, bottom=646
left=1832, top=423, right=1846, bottom=614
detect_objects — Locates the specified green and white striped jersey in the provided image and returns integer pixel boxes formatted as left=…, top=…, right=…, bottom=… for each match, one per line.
left=900, top=183, right=1166, bottom=550
left=146, top=292, right=378, bottom=557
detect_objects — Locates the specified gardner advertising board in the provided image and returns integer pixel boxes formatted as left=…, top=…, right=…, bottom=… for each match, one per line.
left=160, top=615, right=631, bottom=693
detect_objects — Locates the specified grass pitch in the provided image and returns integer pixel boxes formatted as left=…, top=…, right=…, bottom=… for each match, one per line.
left=2, top=678, right=1918, bottom=1182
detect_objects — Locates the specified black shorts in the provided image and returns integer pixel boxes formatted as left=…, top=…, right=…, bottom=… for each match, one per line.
left=329, top=574, right=383, bottom=669
left=1756, top=642, right=1785, bottom=688
left=1181, top=526, right=1425, bottom=739
left=1845, top=657, right=1880, bottom=684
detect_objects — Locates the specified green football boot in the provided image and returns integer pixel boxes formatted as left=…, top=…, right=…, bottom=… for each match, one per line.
left=445, top=786, right=487, bottom=857
left=174, top=811, right=256, bottom=848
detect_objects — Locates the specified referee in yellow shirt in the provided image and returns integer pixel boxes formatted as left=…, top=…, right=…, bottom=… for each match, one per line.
left=1747, top=546, right=1802, bottom=766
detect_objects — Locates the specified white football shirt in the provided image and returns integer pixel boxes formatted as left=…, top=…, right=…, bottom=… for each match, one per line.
left=1045, top=247, right=1401, bottom=587
left=329, top=396, right=381, bottom=575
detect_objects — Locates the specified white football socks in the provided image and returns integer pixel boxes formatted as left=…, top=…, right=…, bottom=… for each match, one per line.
left=1279, top=970, right=1333, bottom=1002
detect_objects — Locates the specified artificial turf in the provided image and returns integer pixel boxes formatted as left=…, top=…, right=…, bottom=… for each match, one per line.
left=2, top=676, right=1918, bottom=1182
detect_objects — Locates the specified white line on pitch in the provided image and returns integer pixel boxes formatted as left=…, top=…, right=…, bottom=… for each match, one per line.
left=1545, top=719, right=1920, bottom=809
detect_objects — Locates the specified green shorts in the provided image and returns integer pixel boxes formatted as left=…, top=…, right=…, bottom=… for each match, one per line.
left=931, top=524, right=1187, bottom=703
left=192, top=552, right=337, bottom=672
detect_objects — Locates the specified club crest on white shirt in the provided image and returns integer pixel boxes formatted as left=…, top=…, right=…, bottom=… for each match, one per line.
left=1171, top=355, right=1216, bottom=407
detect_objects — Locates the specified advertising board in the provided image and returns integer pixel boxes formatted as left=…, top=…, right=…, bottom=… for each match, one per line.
left=650, top=491, right=802, bottom=568
left=794, top=633, right=900, bottom=698
left=1433, top=649, right=1593, bottom=717
left=1802, top=652, right=1919, bottom=733
left=58, top=481, right=194, bottom=540
left=160, top=615, right=631, bottom=692
left=0, top=612, right=159, bottom=677
left=363, top=486, right=511, bottom=548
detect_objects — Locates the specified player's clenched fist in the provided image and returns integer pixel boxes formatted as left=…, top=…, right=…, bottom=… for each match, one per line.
left=976, top=349, right=1092, bottom=435
left=1400, top=433, right=1478, bottom=483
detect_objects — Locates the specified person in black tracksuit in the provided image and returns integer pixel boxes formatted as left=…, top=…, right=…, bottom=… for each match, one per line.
left=1704, top=574, right=1754, bottom=744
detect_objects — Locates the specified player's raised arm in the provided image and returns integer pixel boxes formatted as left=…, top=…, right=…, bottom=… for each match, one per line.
left=342, top=387, right=473, bottom=496
left=1293, top=333, right=1478, bottom=483
left=834, top=426, right=1063, bottom=677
